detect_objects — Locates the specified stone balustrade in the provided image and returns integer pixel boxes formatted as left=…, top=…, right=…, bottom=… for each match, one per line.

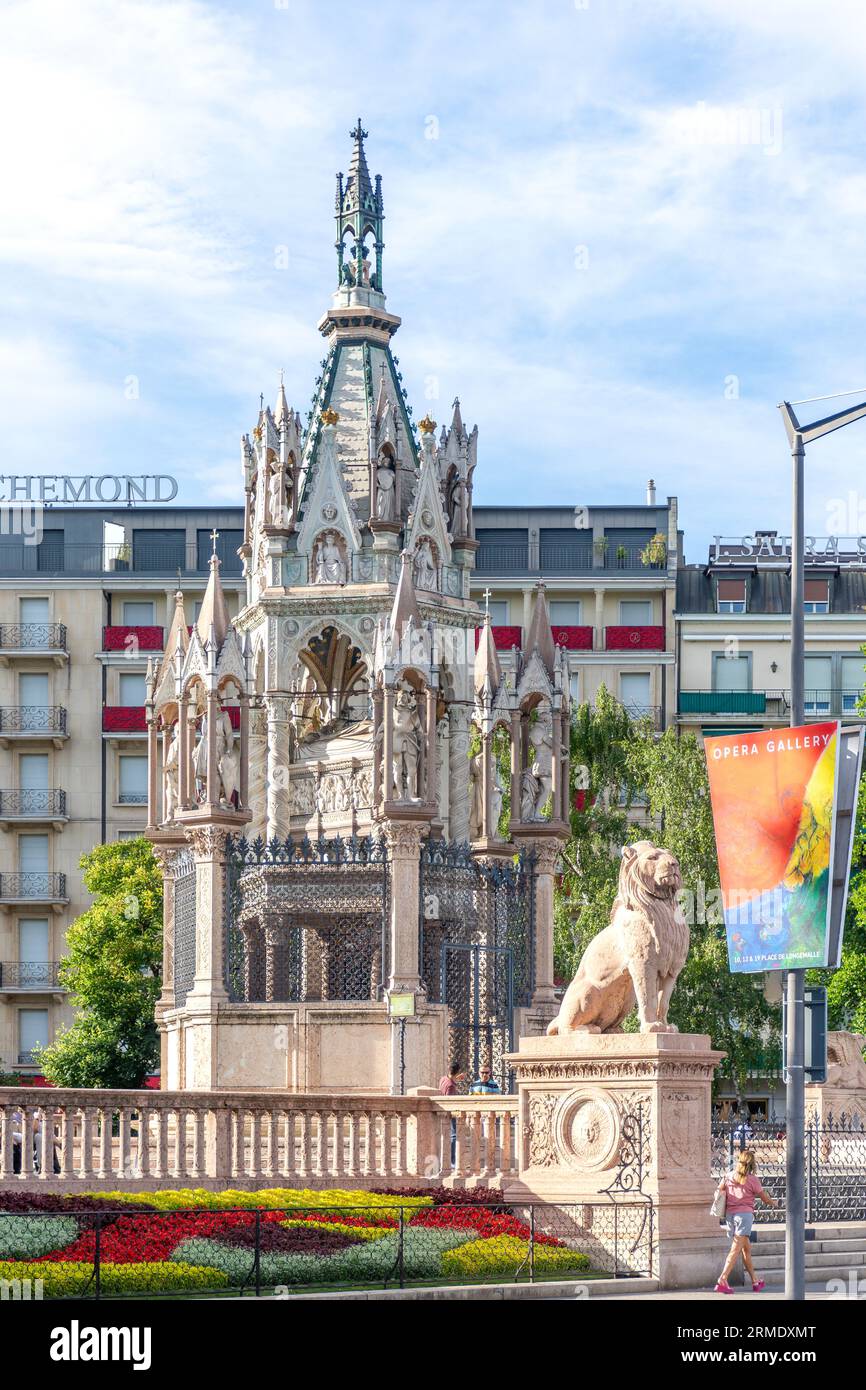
left=0, top=1088, right=519, bottom=1192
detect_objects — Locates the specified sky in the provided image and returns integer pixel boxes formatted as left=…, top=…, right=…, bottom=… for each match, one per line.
left=3, top=0, right=866, bottom=559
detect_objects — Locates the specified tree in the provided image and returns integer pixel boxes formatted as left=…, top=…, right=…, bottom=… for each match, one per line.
left=39, top=838, right=162, bottom=1088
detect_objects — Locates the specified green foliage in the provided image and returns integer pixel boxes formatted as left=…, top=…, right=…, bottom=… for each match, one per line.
left=809, top=769, right=866, bottom=1030
left=38, top=838, right=162, bottom=1089
left=555, top=695, right=777, bottom=1090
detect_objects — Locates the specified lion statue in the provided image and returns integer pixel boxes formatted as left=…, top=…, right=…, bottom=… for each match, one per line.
left=825, top=1032, right=866, bottom=1089
left=547, top=840, right=689, bottom=1036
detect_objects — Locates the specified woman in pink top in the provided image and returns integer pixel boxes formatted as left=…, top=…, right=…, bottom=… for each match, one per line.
left=714, top=1148, right=777, bottom=1294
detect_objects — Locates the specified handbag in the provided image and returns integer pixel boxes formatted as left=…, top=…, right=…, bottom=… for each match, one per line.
left=710, top=1182, right=727, bottom=1220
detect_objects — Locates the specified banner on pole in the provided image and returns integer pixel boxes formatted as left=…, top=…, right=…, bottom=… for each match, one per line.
left=704, top=722, right=842, bottom=973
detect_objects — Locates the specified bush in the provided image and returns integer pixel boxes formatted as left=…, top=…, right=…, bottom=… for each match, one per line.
left=0, top=1261, right=229, bottom=1296
left=441, top=1235, right=591, bottom=1279
left=0, top=1214, right=80, bottom=1260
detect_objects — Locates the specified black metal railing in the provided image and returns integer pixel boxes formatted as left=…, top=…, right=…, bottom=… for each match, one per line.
left=0, top=961, right=63, bottom=989
left=0, top=1197, right=654, bottom=1297
left=0, top=624, right=67, bottom=651
left=0, top=873, right=67, bottom=900
left=16, top=1051, right=40, bottom=1065
left=0, top=789, right=66, bottom=818
left=475, top=541, right=666, bottom=575
left=0, top=541, right=244, bottom=578
left=117, top=793, right=148, bottom=805
left=680, top=689, right=864, bottom=718
left=0, top=707, right=67, bottom=735
left=712, top=1113, right=866, bottom=1222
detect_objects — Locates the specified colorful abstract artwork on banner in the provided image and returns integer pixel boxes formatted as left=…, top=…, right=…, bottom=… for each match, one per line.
left=704, top=722, right=840, bottom=973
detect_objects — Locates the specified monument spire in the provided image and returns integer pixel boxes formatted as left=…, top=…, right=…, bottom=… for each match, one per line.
left=334, top=117, right=385, bottom=294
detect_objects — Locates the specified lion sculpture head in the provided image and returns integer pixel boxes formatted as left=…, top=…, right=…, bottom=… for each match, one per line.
left=618, top=840, right=682, bottom=909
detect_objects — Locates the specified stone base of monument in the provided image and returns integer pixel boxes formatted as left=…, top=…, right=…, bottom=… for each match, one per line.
left=501, top=1031, right=726, bottom=1290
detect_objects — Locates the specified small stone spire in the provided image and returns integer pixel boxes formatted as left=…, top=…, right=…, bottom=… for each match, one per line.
left=524, top=582, right=556, bottom=678
left=275, top=370, right=290, bottom=427
left=195, top=534, right=230, bottom=647
left=474, top=611, right=502, bottom=697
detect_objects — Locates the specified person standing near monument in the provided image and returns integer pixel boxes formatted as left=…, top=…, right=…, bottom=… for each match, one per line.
left=713, top=1148, right=777, bottom=1294
left=469, top=1066, right=501, bottom=1095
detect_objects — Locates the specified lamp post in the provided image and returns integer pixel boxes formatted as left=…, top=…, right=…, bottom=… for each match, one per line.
left=778, top=394, right=866, bottom=1302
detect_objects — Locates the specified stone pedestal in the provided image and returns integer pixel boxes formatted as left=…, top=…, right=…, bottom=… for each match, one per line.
left=502, top=1031, right=726, bottom=1290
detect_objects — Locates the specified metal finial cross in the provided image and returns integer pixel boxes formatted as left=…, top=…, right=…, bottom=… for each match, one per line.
left=351, top=117, right=368, bottom=142
left=482, top=587, right=492, bottom=615
left=210, top=528, right=220, bottom=556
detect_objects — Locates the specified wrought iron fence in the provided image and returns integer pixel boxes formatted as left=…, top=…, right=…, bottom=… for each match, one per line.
left=0, top=707, right=67, bottom=735
left=419, top=841, right=534, bottom=1092
left=172, top=849, right=197, bottom=1010
left=0, top=790, right=66, bottom=818
left=0, top=624, right=67, bottom=651
left=224, top=834, right=390, bottom=1004
left=0, top=962, right=63, bottom=989
left=0, top=873, right=67, bottom=901
left=711, top=1113, right=866, bottom=1223
left=0, top=1196, right=653, bottom=1298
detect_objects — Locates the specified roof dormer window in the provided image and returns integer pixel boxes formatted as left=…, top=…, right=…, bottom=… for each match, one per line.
left=804, top=578, right=829, bottom=614
left=717, top=577, right=746, bottom=614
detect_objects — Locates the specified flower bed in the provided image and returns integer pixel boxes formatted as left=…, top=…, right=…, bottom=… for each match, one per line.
left=0, top=1186, right=594, bottom=1295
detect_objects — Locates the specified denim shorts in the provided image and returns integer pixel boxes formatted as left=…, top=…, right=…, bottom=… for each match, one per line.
left=725, top=1212, right=754, bottom=1238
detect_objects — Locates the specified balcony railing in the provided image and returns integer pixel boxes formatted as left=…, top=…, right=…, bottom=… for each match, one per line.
left=0, top=789, right=67, bottom=819
left=0, top=962, right=63, bottom=990
left=0, top=707, right=67, bottom=735
left=475, top=542, right=668, bottom=575
left=0, top=623, right=67, bottom=652
left=103, top=705, right=147, bottom=732
left=0, top=873, right=67, bottom=901
left=0, top=541, right=244, bottom=578
left=118, top=793, right=148, bottom=805
left=679, top=689, right=865, bottom=718
left=605, top=625, right=666, bottom=651
left=103, top=625, right=164, bottom=651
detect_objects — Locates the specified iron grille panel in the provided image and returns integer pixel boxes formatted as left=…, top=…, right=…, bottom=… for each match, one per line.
left=172, top=849, right=197, bottom=1009
left=224, top=834, right=390, bottom=1004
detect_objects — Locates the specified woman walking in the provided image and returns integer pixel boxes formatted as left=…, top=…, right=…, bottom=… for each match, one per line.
left=714, top=1147, right=777, bottom=1294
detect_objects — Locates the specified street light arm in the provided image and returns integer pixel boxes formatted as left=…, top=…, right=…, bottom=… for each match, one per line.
left=779, top=397, right=866, bottom=446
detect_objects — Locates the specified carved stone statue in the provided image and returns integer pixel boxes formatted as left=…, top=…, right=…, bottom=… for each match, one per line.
left=413, top=537, right=437, bottom=591
left=520, top=715, right=552, bottom=821
left=392, top=686, right=422, bottom=800
left=468, top=748, right=483, bottom=840
left=163, top=724, right=179, bottom=821
left=192, top=712, right=209, bottom=799
left=314, top=531, right=346, bottom=585
left=218, top=709, right=239, bottom=805
left=375, top=459, right=396, bottom=521
left=825, top=1033, right=866, bottom=1089
left=490, top=759, right=505, bottom=838
left=269, top=462, right=286, bottom=526
left=547, top=841, right=688, bottom=1036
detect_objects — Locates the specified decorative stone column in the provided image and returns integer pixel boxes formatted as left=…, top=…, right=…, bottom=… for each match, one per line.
left=384, top=818, right=425, bottom=996
left=266, top=695, right=292, bottom=840
left=503, top=1032, right=725, bottom=1289
left=247, top=703, right=268, bottom=841
left=448, top=704, right=471, bottom=843
left=510, top=830, right=561, bottom=1012
left=149, top=834, right=187, bottom=1085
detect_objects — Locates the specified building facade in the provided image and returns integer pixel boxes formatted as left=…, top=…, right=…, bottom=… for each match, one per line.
left=676, top=531, right=866, bottom=739
left=0, top=508, right=244, bottom=1072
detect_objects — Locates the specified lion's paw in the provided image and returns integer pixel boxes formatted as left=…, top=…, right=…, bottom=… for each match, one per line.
left=642, top=1022, right=676, bottom=1034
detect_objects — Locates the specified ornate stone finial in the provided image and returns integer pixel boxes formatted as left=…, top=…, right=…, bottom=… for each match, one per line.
left=321, top=407, right=340, bottom=426
left=418, top=414, right=437, bottom=434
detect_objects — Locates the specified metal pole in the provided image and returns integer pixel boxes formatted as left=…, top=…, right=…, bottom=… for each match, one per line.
left=785, top=431, right=806, bottom=1301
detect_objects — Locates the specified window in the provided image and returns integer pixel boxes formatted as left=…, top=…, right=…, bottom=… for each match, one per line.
left=36, top=531, right=64, bottom=572
left=841, top=656, right=865, bottom=713
left=487, top=600, right=509, bottom=625
left=19, top=1008, right=48, bottom=1063
left=197, top=529, right=243, bottom=574
left=804, top=579, right=829, bottom=614
left=133, top=529, right=185, bottom=573
left=619, top=600, right=652, bottom=625
left=19, top=918, right=49, bottom=965
left=712, top=653, right=751, bottom=692
left=804, top=656, right=832, bottom=714
left=620, top=672, right=651, bottom=716
left=19, top=834, right=49, bottom=872
left=117, top=829, right=144, bottom=840
left=122, top=600, right=155, bottom=625
left=19, top=755, right=48, bottom=791
left=118, top=755, right=148, bottom=805
left=550, top=601, right=581, bottom=625
left=717, top=578, right=746, bottom=614
left=118, top=672, right=147, bottom=705
left=19, top=671, right=49, bottom=717
left=20, top=597, right=49, bottom=624
left=569, top=673, right=580, bottom=704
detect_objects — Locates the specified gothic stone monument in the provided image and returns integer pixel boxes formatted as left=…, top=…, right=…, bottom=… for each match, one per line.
left=504, top=840, right=725, bottom=1289
left=146, top=124, right=571, bottom=1095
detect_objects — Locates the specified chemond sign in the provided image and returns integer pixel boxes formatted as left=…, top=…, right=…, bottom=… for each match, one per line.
left=0, top=474, right=178, bottom=504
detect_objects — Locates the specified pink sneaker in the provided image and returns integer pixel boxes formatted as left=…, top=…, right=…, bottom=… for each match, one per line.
left=752, top=1279, right=765, bottom=1292
left=714, top=1279, right=733, bottom=1294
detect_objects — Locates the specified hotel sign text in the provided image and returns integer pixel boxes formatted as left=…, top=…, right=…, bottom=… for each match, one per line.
left=0, top=475, right=178, bottom=504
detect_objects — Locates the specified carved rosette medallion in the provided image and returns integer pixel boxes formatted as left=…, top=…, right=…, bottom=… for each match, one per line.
left=553, top=1088, right=621, bottom=1171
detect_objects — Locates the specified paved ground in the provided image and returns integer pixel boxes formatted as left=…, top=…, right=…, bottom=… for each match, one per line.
left=587, top=1283, right=836, bottom=1300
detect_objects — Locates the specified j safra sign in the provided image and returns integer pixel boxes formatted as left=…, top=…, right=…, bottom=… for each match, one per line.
left=0, top=474, right=178, bottom=504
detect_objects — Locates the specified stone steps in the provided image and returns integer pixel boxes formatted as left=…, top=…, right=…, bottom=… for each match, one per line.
left=746, top=1223, right=866, bottom=1286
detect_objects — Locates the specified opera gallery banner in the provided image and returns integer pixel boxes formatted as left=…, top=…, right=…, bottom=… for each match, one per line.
left=704, top=722, right=842, bottom=973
